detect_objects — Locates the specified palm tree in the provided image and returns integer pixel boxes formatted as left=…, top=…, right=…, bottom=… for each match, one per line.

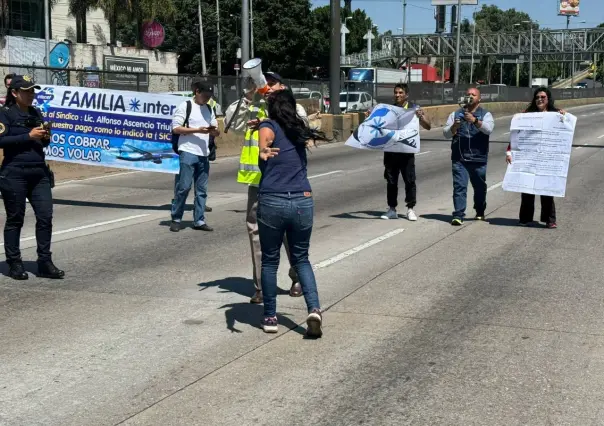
left=68, top=0, right=131, bottom=45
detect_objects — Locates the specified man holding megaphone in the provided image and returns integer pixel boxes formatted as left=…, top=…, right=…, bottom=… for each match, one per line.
left=225, top=61, right=312, bottom=304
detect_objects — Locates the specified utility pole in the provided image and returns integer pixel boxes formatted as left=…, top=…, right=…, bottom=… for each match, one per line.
left=44, top=0, right=50, bottom=83
left=241, top=0, right=250, bottom=64
left=469, top=10, right=476, bottom=84
left=341, top=21, right=350, bottom=57
left=198, top=0, right=207, bottom=74
left=454, top=0, right=462, bottom=85
left=364, top=28, right=375, bottom=66
left=329, top=0, right=341, bottom=114
left=402, top=0, right=406, bottom=35
left=216, top=0, right=222, bottom=105
left=250, top=0, right=254, bottom=57
left=528, top=24, right=533, bottom=88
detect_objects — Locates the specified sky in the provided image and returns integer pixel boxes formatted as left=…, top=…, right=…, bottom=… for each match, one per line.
left=310, top=0, right=603, bottom=34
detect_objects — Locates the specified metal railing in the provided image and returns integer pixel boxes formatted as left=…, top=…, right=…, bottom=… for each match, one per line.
left=1, top=63, right=601, bottom=113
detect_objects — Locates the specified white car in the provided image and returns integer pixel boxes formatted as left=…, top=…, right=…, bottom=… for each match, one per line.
left=339, top=91, right=375, bottom=112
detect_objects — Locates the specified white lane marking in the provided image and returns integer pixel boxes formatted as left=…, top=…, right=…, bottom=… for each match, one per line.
left=0, top=214, right=150, bottom=245
left=416, top=151, right=431, bottom=156
left=56, top=171, right=141, bottom=186
left=313, top=228, right=405, bottom=271
left=487, top=182, right=502, bottom=192
left=598, top=134, right=604, bottom=139
left=581, top=114, right=589, bottom=117
left=308, top=170, right=343, bottom=179
left=503, top=132, right=510, bottom=135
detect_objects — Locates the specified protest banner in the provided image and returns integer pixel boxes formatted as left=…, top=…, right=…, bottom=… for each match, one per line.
left=502, top=111, right=577, bottom=197
left=33, top=85, right=183, bottom=173
left=345, top=103, right=420, bottom=154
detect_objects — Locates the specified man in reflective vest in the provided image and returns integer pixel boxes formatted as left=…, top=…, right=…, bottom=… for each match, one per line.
left=225, top=72, right=309, bottom=304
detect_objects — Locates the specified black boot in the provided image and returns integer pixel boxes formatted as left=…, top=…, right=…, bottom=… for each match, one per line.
left=8, top=261, right=28, bottom=280
left=37, top=260, right=65, bottom=279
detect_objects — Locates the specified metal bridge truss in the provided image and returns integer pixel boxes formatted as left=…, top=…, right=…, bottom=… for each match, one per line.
left=341, top=28, right=604, bottom=66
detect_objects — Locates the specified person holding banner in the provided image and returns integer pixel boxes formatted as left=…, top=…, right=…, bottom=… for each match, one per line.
left=443, top=87, right=494, bottom=226
left=376, top=83, right=431, bottom=221
left=256, top=89, right=330, bottom=336
left=505, top=87, right=565, bottom=229
left=170, top=82, right=219, bottom=232
left=0, top=75, right=64, bottom=280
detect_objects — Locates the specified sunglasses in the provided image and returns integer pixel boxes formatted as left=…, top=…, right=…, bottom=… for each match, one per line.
left=535, top=95, right=547, bottom=99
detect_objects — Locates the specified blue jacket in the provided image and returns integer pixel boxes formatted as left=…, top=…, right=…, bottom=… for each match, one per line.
left=444, top=106, right=494, bottom=163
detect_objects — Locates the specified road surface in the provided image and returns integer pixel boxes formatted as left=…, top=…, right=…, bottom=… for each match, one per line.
left=2, top=104, right=604, bottom=425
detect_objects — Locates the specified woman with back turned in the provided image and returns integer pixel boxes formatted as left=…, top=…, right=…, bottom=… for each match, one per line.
left=0, top=75, right=64, bottom=280
left=256, top=89, right=330, bottom=337
left=506, top=86, right=565, bottom=229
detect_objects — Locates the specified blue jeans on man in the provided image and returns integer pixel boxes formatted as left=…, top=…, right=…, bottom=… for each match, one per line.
left=452, top=160, right=487, bottom=220
left=257, top=192, right=321, bottom=318
left=171, top=151, right=210, bottom=227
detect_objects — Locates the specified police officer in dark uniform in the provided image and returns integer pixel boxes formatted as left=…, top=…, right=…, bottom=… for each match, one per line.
left=0, top=75, right=64, bottom=280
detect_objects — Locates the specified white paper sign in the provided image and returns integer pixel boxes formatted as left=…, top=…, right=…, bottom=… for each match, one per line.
left=502, top=111, right=577, bottom=197
left=345, top=103, right=420, bottom=153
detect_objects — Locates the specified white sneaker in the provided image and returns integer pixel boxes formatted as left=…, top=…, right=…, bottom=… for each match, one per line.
left=407, top=208, right=418, bottom=221
left=381, top=208, right=398, bottom=220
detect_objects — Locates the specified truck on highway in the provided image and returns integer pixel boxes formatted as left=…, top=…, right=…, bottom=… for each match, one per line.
left=531, top=77, right=548, bottom=87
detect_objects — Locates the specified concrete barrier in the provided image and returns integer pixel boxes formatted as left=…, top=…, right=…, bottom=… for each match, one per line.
left=5, top=97, right=601, bottom=182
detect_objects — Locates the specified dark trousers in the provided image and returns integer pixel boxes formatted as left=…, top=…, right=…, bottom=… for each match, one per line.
left=384, top=152, right=416, bottom=209
left=452, top=160, right=487, bottom=219
left=0, top=165, right=53, bottom=263
left=519, top=193, right=556, bottom=224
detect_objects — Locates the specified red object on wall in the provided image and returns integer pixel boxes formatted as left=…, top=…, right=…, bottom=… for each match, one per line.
left=142, top=21, right=165, bottom=48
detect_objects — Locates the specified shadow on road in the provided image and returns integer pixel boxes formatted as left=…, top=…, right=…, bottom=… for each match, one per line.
left=53, top=198, right=192, bottom=211
left=197, top=277, right=291, bottom=298
left=420, top=213, right=451, bottom=223
left=487, top=217, right=523, bottom=227
left=331, top=210, right=385, bottom=220
left=198, top=277, right=256, bottom=298
left=0, top=260, right=49, bottom=278
left=218, top=302, right=306, bottom=335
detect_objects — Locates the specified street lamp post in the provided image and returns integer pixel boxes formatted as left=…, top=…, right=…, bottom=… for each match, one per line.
left=521, top=20, right=536, bottom=88
left=469, top=10, right=477, bottom=84
left=453, top=0, right=462, bottom=85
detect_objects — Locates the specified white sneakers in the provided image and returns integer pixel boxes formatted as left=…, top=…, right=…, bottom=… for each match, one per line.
left=407, top=208, right=418, bottom=221
left=381, top=208, right=418, bottom=221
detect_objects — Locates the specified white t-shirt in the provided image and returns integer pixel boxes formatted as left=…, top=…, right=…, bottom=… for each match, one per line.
left=172, top=100, right=218, bottom=157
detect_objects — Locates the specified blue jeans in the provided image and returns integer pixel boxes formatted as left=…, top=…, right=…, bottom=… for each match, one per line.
left=257, top=192, right=320, bottom=317
left=452, top=160, right=487, bottom=219
left=171, top=151, right=210, bottom=225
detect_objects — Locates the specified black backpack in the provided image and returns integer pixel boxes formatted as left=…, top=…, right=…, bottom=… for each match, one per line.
left=171, top=100, right=217, bottom=161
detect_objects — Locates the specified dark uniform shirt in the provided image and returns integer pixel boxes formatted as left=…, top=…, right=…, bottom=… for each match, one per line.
left=0, top=104, right=46, bottom=166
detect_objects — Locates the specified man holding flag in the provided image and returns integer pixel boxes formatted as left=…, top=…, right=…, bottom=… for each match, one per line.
left=376, top=83, right=432, bottom=221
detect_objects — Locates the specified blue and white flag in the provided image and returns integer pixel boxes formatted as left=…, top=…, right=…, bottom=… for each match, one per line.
left=345, top=103, right=420, bottom=154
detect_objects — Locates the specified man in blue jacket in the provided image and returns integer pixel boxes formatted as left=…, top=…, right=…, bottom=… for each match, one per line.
left=443, top=87, right=494, bottom=226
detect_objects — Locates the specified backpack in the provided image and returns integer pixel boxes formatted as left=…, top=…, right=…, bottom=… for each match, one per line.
left=171, top=100, right=217, bottom=161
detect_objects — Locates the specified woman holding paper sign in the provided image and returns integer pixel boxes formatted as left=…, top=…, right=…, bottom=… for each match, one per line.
left=506, top=87, right=565, bottom=229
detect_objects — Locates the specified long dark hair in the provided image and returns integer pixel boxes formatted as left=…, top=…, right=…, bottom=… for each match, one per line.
left=525, top=86, right=558, bottom=112
left=4, top=88, right=16, bottom=107
left=266, top=89, right=330, bottom=147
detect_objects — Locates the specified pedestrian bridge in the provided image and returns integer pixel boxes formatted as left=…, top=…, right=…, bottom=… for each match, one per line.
left=341, top=27, right=604, bottom=67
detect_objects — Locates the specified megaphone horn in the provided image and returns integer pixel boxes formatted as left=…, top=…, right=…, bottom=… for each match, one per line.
left=242, top=58, right=270, bottom=95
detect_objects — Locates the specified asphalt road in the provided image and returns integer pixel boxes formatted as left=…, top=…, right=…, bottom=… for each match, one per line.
left=2, top=104, right=604, bottom=425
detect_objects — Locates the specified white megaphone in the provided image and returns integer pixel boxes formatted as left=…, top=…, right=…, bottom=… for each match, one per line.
left=242, top=58, right=270, bottom=95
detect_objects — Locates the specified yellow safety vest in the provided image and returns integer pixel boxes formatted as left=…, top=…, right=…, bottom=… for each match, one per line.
left=237, top=103, right=267, bottom=185
left=208, top=98, right=217, bottom=109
